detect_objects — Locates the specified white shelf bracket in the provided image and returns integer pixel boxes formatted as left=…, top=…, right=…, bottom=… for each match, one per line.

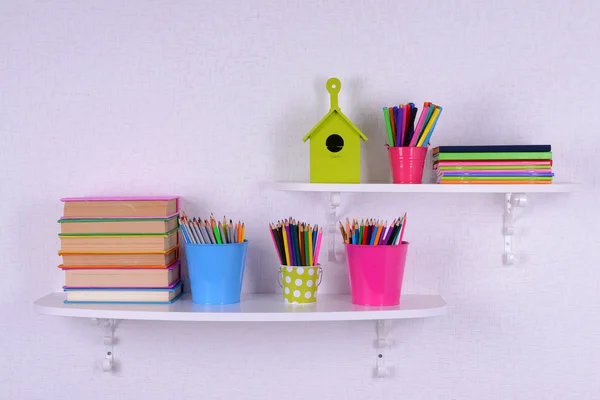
left=327, top=192, right=344, bottom=262
left=375, top=320, right=392, bottom=378
left=503, top=193, right=527, bottom=265
left=93, top=318, right=119, bottom=372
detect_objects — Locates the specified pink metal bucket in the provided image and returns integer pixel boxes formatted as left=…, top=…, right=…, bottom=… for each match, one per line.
left=345, top=242, right=409, bottom=306
left=388, top=146, right=428, bottom=184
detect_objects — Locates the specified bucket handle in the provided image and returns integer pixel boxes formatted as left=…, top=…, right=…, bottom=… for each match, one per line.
left=277, top=268, right=283, bottom=288
left=316, top=267, right=323, bottom=287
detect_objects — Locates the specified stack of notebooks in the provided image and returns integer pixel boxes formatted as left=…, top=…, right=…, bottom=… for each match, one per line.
left=433, top=145, right=553, bottom=184
left=58, top=196, right=184, bottom=304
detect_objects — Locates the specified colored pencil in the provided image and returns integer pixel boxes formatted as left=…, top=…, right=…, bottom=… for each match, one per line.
left=308, top=225, right=314, bottom=266
left=339, top=221, right=347, bottom=243
left=390, top=106, right=397, bottom=141
left=383, top=107, right=394, bottom=147
left=189, top=217, right=201, bottom=244
left=282, top=222, right=290, bottom=265
left=213, top=222, right=221, bottom=244
left=217, top=222, right=225, bottom=244
left=286, top=221, right=295, bottom=265
left=409, top=103, right=429, bottom=146
left=313, top=228, right=323, bottom=265
left=293, top=221, right=301, bottom=265
left=372, top=223, right=382, bottom=245
left=179, top=216, right=192, bottom=243
left=269, top=225, right=283, bottom=264
left=193, top=219, right=205, bottom=244
left=299, top=224, right=305, bottom=266
left=416, top=105, right=437, bottom=146
left=201, top=220, right=213, bottom=244
left=228, top=219, right=234, bottom=244
left=304, top=226, right=310, bottom=266
left=401, top=104, right=408, bottom=146
left=399, top=213, right=407, bottom=244
left=359, top=221, right=364, bottom=244
left=368, top=223, right=376, bottom=245
left=395, top=106, right=403, bottom=147
left=422, top=107, right=443, bottom=147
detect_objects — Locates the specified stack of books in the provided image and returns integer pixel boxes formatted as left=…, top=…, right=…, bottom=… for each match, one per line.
left=58, top=196, right=184, bottom=304
left=433, top=145, right=553, bottom=184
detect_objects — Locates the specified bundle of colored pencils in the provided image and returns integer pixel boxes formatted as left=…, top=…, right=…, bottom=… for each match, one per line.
left=383, top=102, right=443, bottom=147
left=179, top=212, right=245, bottom=244
left=339, top=214, right=407, bottom=246
left=269, top=218, right=323, bottom=266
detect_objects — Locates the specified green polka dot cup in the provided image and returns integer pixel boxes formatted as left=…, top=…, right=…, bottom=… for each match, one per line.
left=278, top=265, right=323, bottom=304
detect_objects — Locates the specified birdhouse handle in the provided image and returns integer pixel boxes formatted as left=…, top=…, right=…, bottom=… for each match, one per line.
left=326, top=78, right=341, bottom=111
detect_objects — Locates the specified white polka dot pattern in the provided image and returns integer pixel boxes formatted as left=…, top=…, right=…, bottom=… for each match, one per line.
left=280, top=265, right=321, bottom=304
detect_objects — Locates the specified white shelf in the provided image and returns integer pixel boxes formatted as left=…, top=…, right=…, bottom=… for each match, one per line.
left=35, top=293, right=446, bottom=376
left=34, top=293, right=446, bottom=322
left=272, top=182, right=578, bottom=193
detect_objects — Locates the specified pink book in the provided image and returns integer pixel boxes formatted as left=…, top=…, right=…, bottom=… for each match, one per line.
left=61, top=196, right=180, bottom=219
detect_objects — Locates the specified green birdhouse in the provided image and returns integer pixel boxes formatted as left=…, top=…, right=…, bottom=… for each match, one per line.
left=302, top=77, right=368, bottom=183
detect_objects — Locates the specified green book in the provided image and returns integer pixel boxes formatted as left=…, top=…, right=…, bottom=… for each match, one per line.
left=433, top=152, right=552, bottom=161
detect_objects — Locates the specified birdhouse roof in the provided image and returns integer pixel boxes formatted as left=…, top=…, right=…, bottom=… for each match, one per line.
left=302, top=77, right=368, bottom=142
left=302, top=109, right=368, bottom=142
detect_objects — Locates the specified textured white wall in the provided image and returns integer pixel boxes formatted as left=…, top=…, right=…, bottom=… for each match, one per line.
left=2, top=0, right=600, bottom=399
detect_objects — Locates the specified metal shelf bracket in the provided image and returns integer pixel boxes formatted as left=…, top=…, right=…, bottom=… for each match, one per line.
left=93, top=318, right=120, bottom=372
left=503, top=193, right=527, bottom=265
left=327, top=192, right=344, bottom=262
left=375, top=320, right=392, bottom=378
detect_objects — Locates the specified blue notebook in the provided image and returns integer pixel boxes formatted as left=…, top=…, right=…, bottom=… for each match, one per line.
left=434, top=145, right=551, bottom=153
left=64, top=281, right=184, bottom=304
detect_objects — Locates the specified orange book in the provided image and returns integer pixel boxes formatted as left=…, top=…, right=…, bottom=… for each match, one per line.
left=61, top=196, right=179, bottom=218
left=59, top=215, right=178, bottom=234
left=59, top=230, right=178, bottom=252
left=62, top=261, right=181, bottom=287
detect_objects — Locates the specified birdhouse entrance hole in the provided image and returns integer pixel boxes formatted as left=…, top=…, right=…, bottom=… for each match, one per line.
left=326, top=134, right=344, bottom=153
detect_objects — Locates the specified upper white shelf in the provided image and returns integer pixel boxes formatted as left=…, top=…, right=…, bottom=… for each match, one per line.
left=34, top=293, right=446, bottom=322
left=272, top=182, right=578, bottom=193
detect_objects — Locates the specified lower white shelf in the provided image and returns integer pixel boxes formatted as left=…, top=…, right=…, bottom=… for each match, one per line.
left=34, top=293, right=447, bottom=322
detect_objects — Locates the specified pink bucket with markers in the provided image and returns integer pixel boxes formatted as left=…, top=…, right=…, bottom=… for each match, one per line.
left=344, top=242, right=409, bottom=306
left=388, top=146, right=428, bottom=184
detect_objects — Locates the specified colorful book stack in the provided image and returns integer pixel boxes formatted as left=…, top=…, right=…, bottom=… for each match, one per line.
left=58, top=196, right=184, bottom=304
left=433, top=145, right=553, bottom=184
